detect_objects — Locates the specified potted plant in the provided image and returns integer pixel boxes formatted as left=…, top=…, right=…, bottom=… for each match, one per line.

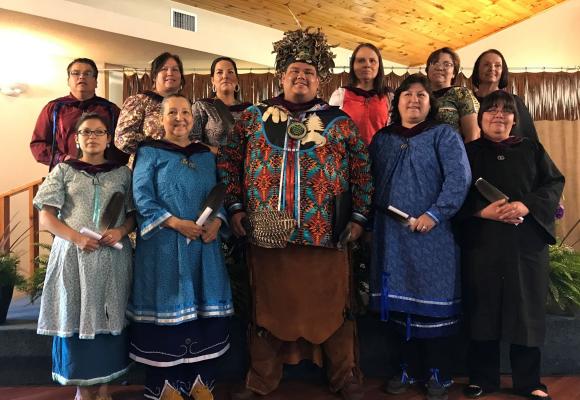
left=19, top=243, right=50, bottom=304
left=547, top=218, right=580, bottom=315
left=0, top=223, right=28, bottom=323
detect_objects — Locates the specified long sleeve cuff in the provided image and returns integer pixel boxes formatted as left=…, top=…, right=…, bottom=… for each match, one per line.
left=228, top=202, right=244, bottom=214
left=425, top=210, right=440, bottom=224
left=140, top=211, right=172, bottom=240
left=351, top=212, right=368, bottom=227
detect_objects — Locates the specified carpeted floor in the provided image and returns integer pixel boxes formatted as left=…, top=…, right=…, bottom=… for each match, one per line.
left=2, top=376, right=579, bottom=400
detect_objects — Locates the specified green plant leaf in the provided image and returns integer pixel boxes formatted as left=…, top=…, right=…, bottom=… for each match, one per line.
left=549, top=241, right=580, bottom=311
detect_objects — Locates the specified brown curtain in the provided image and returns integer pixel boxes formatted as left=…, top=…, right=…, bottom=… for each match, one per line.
left=122, top=73, right=151, bottom=104
left=536, top=121, right=580, bottom=251
left=120, top=70, right=412, bottom=102
left=511, top=72, right=580, bottom=121
left=455, top=71, right=580, bottom=121
left=123, top=71, right=580, bottom=122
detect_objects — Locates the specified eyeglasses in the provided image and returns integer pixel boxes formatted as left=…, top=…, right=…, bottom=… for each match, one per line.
left=485, top=107, right=514, bottom=116
left=70, top=70, right=95, bottom=78
left=429, top=61, right=454, bottom=69
left=78, top=129, right=108, bottom=137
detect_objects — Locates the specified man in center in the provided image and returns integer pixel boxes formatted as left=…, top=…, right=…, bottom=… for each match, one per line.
left=219, top=28, right=372, bottom=400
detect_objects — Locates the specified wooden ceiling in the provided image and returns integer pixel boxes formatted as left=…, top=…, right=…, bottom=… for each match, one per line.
left=175, top=0, right=564, bottom=66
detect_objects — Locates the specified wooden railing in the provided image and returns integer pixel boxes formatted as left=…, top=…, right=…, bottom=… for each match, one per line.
left=0, top=179, right=43, bottom=276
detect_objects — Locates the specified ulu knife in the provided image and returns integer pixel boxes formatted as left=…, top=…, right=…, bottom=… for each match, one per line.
left=186, top=183, right=226, bottom=244
left=474, top=178, right=523, bottom=222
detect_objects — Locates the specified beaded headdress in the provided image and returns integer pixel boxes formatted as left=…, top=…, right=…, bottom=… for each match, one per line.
left=273, top=27, right=336, bottom=83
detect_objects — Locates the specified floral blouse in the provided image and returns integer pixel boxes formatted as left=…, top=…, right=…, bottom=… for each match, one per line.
left=115, top=91, right=164, bottom=154
left=434, top=86, right=479, bottom=133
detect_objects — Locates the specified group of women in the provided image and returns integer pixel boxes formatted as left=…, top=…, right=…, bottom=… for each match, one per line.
left=348, top=46, right=562, bottom=400
left=35, top=52, right=241, bottom=400
left=33, top=45, right=564, bottom=400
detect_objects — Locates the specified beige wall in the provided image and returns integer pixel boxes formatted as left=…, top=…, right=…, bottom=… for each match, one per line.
left=0, top=54, right=110, bottom=193
left=537, top=121, right=580, bottom=250
left=0, top=14, right=112, bottom=283
left=456, top=0, right=580, bottom=74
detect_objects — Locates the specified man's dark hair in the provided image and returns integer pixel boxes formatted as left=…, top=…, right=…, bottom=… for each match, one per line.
left=67, top=58, right=98, bottom=79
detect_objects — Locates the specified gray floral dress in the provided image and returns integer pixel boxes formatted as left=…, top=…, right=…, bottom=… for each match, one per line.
left=34, top=163, right=134, bottom=339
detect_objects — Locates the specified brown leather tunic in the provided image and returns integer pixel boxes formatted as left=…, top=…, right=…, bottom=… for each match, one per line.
left=248, top=243, right=349, bottom=344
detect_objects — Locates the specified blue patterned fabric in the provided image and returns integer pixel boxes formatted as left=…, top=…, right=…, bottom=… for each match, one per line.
left=52, top=330, right=130, bottom=385
left=369, top=123, right=471, bottom=337
left=129, top=145, right=233, bottom=324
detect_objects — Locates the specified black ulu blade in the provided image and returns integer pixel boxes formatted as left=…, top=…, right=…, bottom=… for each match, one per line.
left=199, top=183, right=227, bottom=220
left=100, top=192, right=125, bottom=232
left=474, top=178, right=509, bottom=203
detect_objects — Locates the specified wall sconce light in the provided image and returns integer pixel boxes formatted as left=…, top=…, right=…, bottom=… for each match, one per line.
left=0, top=83, right=27, bottom=97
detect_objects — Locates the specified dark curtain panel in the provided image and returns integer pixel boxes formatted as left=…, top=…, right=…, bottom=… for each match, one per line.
left=122, top=73, right=152, bottom=104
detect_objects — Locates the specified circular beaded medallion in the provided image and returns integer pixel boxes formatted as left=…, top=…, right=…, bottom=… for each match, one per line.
left=287, top=121, right=308, bottom=140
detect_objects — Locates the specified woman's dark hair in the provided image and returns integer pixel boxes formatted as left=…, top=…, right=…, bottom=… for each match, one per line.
left=210, top=56, right=240, bottom=99
left=390, top=74, right=438, bottom=125
left=74, top=112, right=111, bottom=134
left=160, top=93, right=192, bottom=114
left=471, top=49, right=509, bottom=90
left=477, top=90, right=519, bottom=130
left=349, top=43, right=386, bottom=97
left=425, top=47, right=461, bottom=85
left=151, top=52, right=185, bottom=90
left=67, top=58, right=99, bottom=79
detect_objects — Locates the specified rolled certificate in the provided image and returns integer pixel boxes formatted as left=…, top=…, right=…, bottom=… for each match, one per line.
left=386, top=205, right=417, bottom=226
left=80, top=227, right=123, bottom=250
left=186, top=207, right=214, bottom=244
left=186, top=183, right=226, bottom=245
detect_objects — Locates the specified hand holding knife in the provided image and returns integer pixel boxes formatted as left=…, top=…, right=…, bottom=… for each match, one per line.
left=186, top=183, right=226, bottom=244
left=80, top=192, right=125, bottom=250
left=475, top=178, right=524, bottom=225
